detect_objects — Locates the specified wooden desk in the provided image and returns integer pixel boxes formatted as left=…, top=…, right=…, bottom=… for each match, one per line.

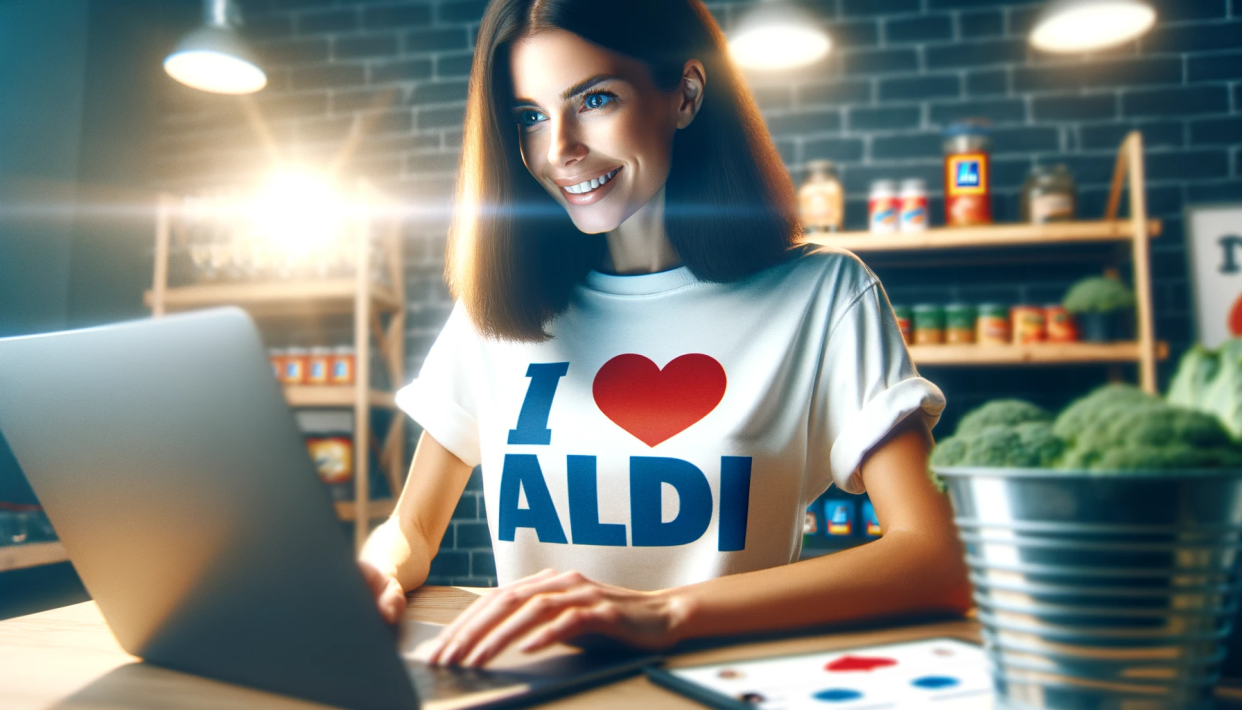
left=2, top=587, right=1239, bottom=709
left=0, top=586, right=984, bottom=709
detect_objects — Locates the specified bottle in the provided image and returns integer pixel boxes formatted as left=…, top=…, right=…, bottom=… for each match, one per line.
left=798, top=160, right=845, bottom=234
left=899, top=179, right=929, bottom=233
left=1021, top=164, right=1078, bottom=224
left=943, top=121, right=992, bottom=227
left=869, top=180, right=899, bottom=234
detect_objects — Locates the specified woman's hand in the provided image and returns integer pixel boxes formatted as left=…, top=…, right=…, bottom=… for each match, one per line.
left=425, top=568, right=686, bottom=668
left=358, top=558, right=407, bottom=625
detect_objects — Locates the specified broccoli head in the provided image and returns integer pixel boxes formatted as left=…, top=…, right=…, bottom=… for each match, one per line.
left=1059, top=401, right=1242, bottom=472
left=956, top=399, right=1051, bottom=438
left=930, top=422, right=1062, bottom=469
left=1052, top=384, right=1157, bottom=446
left=1062, top=276, right=1136, bottom=314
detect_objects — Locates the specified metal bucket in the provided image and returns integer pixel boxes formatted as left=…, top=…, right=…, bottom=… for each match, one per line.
left=935, top=468, right=1242, bottom=710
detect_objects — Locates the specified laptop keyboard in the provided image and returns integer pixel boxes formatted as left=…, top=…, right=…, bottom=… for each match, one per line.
left=406, top=660, right=526, bottom=701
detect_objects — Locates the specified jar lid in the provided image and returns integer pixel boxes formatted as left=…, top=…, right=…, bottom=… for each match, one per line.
left=900, top=179, right=926, bottom=192
left=870, top=179, right=897, bottom=192
left=945, top=302, right=976, bottom=313
left=806, top=159, right=836, bottom=172
left=913, top=303, right=943, bottom=313
left=310, top=346, right=333, bottom=355
left=333, top=345, right=355, bottom=354
left=944, top=119, right=991, bottom=136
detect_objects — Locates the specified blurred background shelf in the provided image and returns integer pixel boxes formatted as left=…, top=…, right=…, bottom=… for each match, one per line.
left=806, top=219, right=1162, bottom=253
left=143, top=279, right=401, bottom=317
left=283, top=386, right=396, bottom=409
left=910, top=341, right=1169, bottom=366
left=0, top=542, right=69, bottom=573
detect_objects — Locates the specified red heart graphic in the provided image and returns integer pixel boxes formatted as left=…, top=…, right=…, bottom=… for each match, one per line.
left=1230, top=293, right=1242, bottom=337
left=592, top=354, right=726, bottom=447
left=825, top=655, right=898, bottom=673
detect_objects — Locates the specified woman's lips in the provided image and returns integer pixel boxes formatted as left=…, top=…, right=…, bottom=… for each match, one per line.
left=559, top=167, right=622, bottom=207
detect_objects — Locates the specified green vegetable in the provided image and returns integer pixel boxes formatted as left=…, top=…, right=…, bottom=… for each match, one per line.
left=1062, top=277, right=1136, bottom=314
left=1059, top=402, right=1238, bottom=471
left=956, top=399, right=1051, bottom=438
left=930, top=422, right=1062, bottom=469
left=1052, top=384, right=1156, bottom=447
left=1167, top=340, right=1242, bottom=439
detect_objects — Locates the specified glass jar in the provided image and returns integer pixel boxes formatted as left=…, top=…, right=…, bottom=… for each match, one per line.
left=943, top=121, right=992, bottom=227
left=1020, top=164, right=1078, bottom=224
left=798, top=160, right=845, bottom=234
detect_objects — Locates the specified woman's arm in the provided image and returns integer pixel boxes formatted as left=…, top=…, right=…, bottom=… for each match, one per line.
left=424, top=415, right=971, bottom=667
left=358, top=430, right=474, bottom=623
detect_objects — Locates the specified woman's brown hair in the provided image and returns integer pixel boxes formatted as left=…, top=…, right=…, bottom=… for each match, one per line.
left=448, top=0, right=801, bottom=341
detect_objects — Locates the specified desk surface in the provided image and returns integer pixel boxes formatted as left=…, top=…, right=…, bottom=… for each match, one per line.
left=0, top=586, right=995, bottom=709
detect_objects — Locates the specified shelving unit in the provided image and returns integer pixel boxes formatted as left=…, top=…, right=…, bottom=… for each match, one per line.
left=806, top=131, right=1163, bottom=393
left=0, top=541, right=69, bottom=572
left=145, top=182, right=408, bottom=552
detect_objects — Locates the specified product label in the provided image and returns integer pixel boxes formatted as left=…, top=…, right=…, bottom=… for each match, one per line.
left=869, top=197, right=899, bottom=232
left=900, top=196, right=929, bottom=231
left=283, top=360, right=305, bottom=383
left=331, top=358, right=354, bottom=384
left=826, top=501, right=854, bottom=536
left=1031, top=193, right=1074, bottom=223
left=804, top=508, right=819, bottom=535
left=863, top=501, right=881, bottom=537
left=947, top=154, right=989, bottom=196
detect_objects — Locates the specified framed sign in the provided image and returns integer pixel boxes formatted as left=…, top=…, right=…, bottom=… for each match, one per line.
left=1186, top=203, right=1242, bottom=348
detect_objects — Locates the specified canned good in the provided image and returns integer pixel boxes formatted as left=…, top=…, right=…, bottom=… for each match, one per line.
left=977, top=303, right=1010, bottom=346
left=1045, top=305, right=1078, bottom=343
left=331, top=346, right=356, bottom=385
left=944, top=121, right=992, bottom=227
left=1012, top=305, right=1046, bottom=345
left=945, top=303, right=977, bottom=345
left=862, top=500, right=882, bottom=538
left=899, top=179, right=929, bottom=233
left=825, top=500, right=854, bottom=536
left=892, top=305, right=913, bottom=344
left=913, top=304, right=945, bottom=345
left=281, top=347, right=308, bottom=385
left=268, top=348, right=286, bottom=380
left=307, top=346, right=333, bottom=385
left=869, top=180, right=900, bottom=234
left=306, top=434, right=353, bottom=501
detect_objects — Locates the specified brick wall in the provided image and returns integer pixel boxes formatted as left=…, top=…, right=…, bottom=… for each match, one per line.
left=155, top=0, right=1242, bottom=586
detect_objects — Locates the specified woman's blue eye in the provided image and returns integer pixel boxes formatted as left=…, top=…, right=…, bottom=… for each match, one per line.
left=583, top=92, right=615, bottom=110
left=518, top=109, right=545, bottom=127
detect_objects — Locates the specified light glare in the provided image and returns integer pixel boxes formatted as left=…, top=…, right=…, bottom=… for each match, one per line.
left=164, top=50, right=267, bottom=94
left=730, top=26, right=831, bottom=71
left=1030, top=1, right=1156, bottom=53
left=250, top=172, right=343, bottom=254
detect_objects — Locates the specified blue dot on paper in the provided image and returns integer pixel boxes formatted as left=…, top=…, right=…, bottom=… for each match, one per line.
left=912, top=676, right=960, bottom=689
left=813, top=688, right=864, bottom=702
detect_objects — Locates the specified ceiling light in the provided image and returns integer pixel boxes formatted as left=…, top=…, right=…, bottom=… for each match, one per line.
left=729, top=0, right=831, bottom=71
left=1029, top=0, right=1157, bottom=53
left=164, top=0, right=266, bottom=94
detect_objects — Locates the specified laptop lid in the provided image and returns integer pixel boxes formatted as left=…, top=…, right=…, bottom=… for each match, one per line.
left=0, top=308, right=419, bottom=710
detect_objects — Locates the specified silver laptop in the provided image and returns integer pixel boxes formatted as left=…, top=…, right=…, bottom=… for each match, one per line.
left=0, top=308, right=655, bottom=710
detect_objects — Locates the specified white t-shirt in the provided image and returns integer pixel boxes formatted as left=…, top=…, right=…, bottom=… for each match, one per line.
left=396, top=244, right=945, bottom=590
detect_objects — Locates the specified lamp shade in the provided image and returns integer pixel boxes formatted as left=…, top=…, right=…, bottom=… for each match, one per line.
left=1029, top=0, right=1157, bottom=53
left=729, top=1, right=831, bottom=71
left=164, top=0, right=266, bottom=94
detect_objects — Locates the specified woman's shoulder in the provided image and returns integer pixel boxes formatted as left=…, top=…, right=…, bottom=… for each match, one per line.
left=761, top=241, right=880, bottom=300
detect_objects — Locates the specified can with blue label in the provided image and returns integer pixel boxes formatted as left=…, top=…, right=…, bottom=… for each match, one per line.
left=944, top=122, right=991, bottom=227
left=868, top=180, right=899, bottom=234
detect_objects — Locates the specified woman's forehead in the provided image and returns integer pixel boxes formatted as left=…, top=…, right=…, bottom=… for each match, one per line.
left=509, top=30, right=648, bottom=102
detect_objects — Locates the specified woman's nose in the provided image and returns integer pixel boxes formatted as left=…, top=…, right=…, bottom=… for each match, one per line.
left=546, top=116, right=587, bottom=167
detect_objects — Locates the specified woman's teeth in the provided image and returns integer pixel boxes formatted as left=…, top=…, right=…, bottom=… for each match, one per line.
left=565, top=168, right=619, bottom=195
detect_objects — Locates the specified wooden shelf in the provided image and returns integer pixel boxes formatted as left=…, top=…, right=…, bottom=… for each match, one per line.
left=143, top=279, right=401, bottom=316
left=0, top=542, right=69, bottom=572
left=283, top=386, right=396, bottom=409
left=806, top=219, right=1162, bottom=253
left=335, top=498, right=396, bottom=521
left=909, top=341, right=1169, bottom=366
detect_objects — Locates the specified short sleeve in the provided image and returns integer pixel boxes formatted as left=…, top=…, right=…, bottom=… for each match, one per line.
left=807, top=280, right=946, bottom=498
left=394, top=300, right=483, bottom=467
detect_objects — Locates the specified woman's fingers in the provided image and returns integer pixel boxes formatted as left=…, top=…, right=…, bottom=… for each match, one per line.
left=460, top=586, right=603, bottom=667
left=426, top=568, right=563, bottom=664
left=520, top=602, right=618, bottom=654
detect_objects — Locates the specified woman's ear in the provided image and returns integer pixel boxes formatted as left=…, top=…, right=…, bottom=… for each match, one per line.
left=674, top=59, right=707, bottom=130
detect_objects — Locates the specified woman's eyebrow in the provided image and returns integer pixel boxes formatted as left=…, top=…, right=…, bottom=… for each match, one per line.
left=511, top=73, right=622, bottom=108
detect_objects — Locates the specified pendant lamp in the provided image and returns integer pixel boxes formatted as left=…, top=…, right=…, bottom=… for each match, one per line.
left=729, top=0, right=831, bottom=71
left=164, top=0, right=266, bottom=94
left=1029, top=0, right=1157, bottom=53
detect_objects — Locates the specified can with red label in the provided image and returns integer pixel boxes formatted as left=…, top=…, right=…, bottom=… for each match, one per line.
left=899, top=179, right=929, bottom=233
left=281, top=347, right=308, bottom=385
left=307, top=346, right=332, bottom=385
left=869, top=180, right=899, bottom=234
left=331, top=346, right=356, bottom=385
left=1045, top=305, right=1078, bottom=343
left=1012, top=306, right=1046, bottom=345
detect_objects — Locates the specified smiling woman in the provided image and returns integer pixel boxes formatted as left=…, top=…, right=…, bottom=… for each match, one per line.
left=358, top=0, right=969, bottom=674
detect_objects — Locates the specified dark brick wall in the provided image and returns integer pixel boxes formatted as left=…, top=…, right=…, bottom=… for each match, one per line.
left=154, top=0, right=1242, bottom=586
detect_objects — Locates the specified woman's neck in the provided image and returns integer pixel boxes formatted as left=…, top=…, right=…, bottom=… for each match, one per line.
left=597, top=185, right=683, bottom=275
